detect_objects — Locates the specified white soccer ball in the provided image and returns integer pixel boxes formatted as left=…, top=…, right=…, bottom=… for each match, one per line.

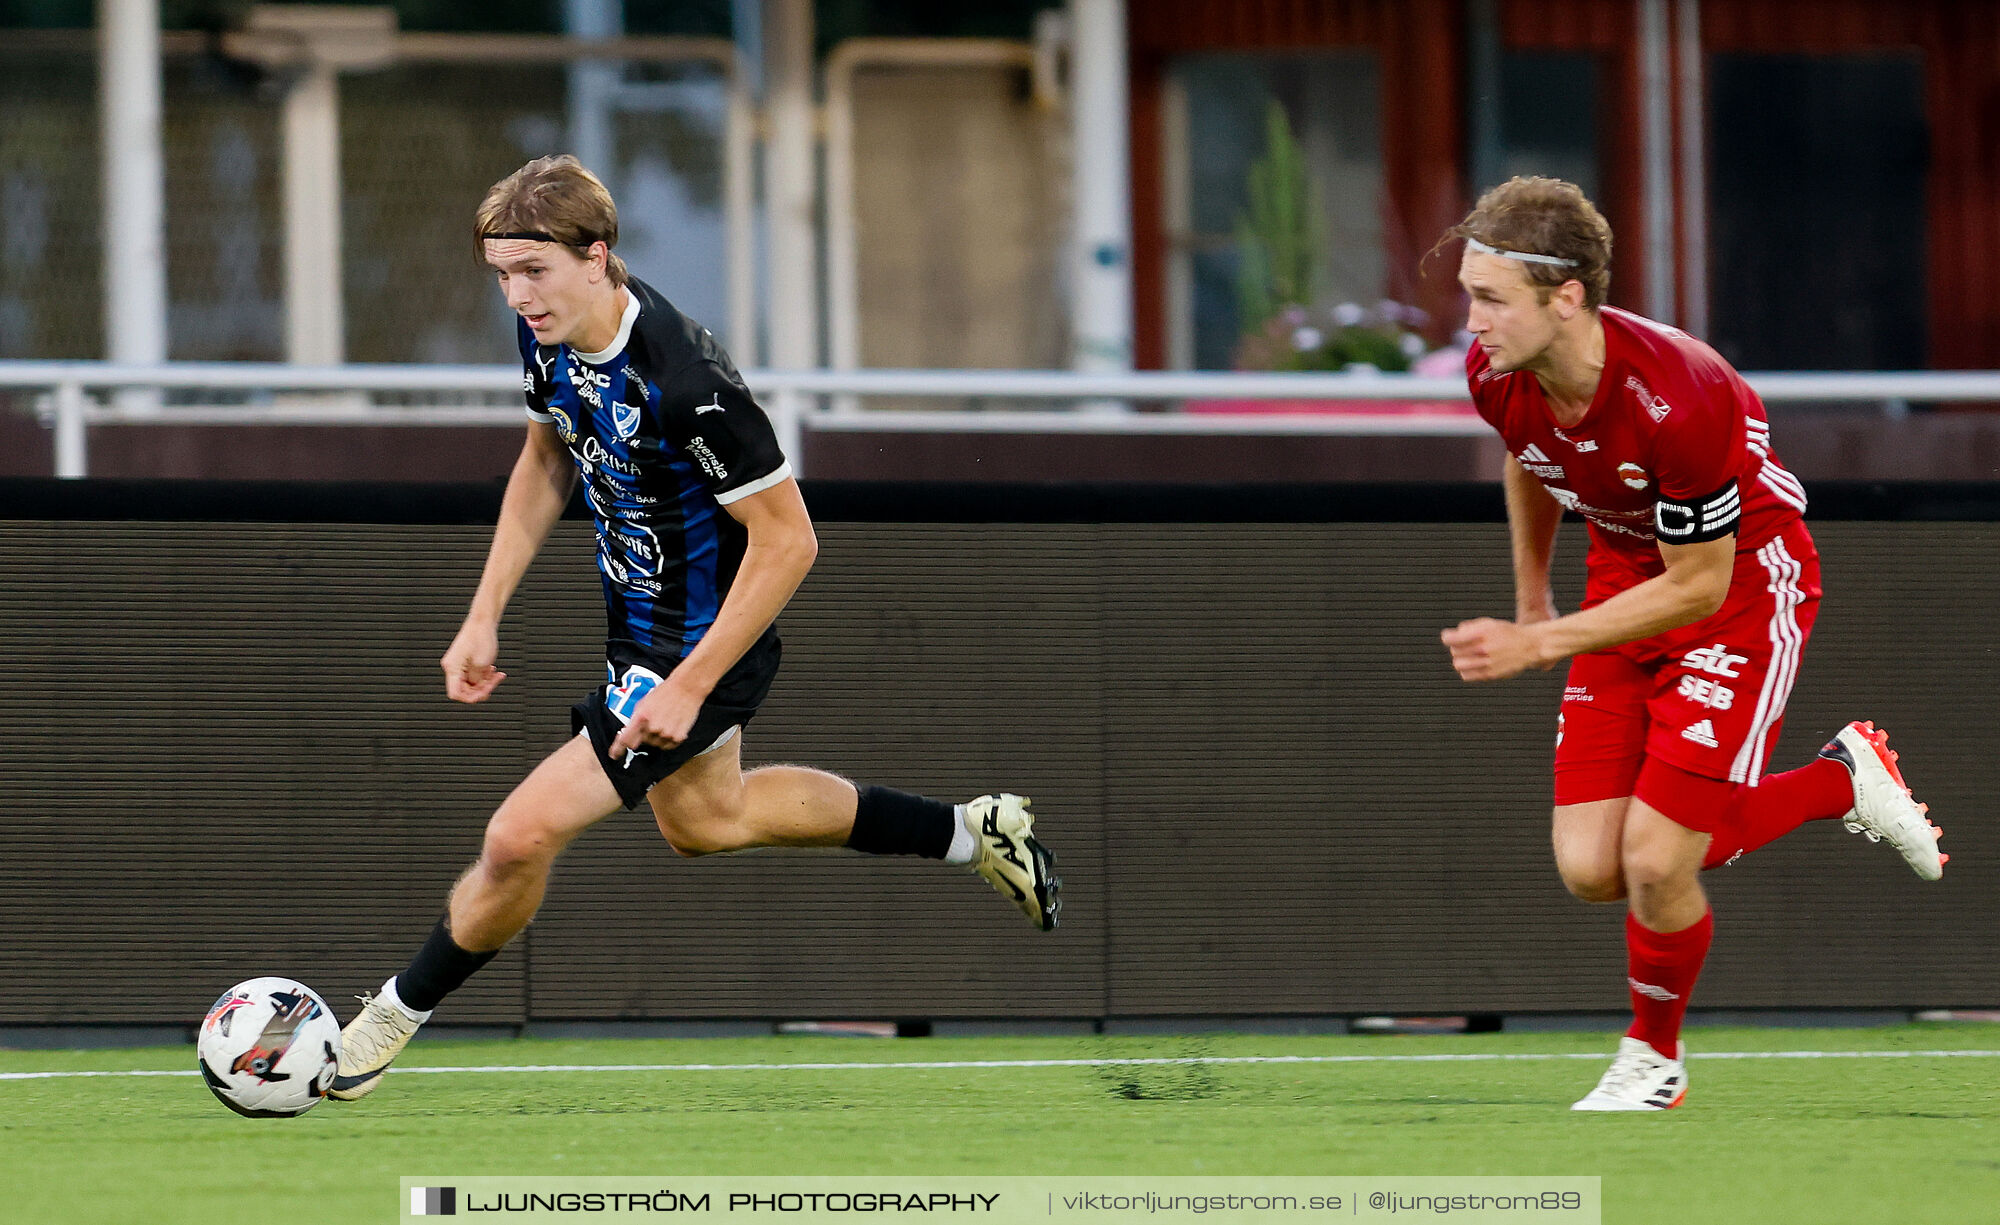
left=196, top=977, right=341, bottom=1118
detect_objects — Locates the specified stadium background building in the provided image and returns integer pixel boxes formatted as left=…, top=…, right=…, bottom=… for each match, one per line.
left=2, top=0, right=1998, bottom=480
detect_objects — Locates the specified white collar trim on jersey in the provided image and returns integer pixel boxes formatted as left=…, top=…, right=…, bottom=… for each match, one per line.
left=572, top=288, right=640, bottom=365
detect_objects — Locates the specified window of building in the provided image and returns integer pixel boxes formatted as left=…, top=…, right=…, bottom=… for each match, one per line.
left=1164, top=51, right=1384, bottom=371
left=1486, top=51, right=1599, bottom=202
left=1708, top=52, right=1927, bottom=371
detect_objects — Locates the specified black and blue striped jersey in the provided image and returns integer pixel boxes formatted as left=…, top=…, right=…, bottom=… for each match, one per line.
left=519, top=277, right=791, bottom=660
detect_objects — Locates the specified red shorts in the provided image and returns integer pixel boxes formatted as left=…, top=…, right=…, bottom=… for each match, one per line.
left=1553, top=521, right=1821, bottom=814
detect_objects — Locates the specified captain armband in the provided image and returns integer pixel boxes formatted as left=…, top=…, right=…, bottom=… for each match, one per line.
left=1654, top=478, right=1740, bottom=543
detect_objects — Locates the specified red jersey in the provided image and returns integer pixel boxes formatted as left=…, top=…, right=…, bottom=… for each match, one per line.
left=1467, top=307, right=1808, bottom=588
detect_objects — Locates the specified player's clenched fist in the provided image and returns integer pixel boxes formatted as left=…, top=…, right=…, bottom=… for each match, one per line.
left=608, top=680, right=703, bottom=756
left=441, top=621, right=507, bottom=703
left=1442, top=617, right=1552, bottom=683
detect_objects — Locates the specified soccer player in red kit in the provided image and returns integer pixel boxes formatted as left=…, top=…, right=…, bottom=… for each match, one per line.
left=1438, top=177, right=1944, bottom=1111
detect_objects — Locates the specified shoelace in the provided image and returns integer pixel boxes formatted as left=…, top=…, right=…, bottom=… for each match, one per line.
left=1596, top=1050, right=1668, bottom=1095
left=344, top=991, right=419, bottom=1064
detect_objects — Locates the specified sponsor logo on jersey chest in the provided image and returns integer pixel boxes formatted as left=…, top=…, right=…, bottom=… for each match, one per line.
left=568, top=359, right=611, bottom=410
left=580, top=435, right=640, bottom=478
left=1682, top=643, right=1747, bottom=677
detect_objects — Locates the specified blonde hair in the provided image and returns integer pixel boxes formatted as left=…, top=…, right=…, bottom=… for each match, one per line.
left=1445, top=176, right=1612, bottom=308
left=474, top=154, right=629, bottom=287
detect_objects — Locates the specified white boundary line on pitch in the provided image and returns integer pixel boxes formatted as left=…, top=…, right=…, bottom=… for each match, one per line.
left=5, top=1049, right=2000, bottom=1082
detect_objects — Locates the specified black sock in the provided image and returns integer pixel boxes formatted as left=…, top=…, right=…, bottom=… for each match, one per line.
left=846, top=785, right=957, bottom=859
left=395, top=915, right=499, bottom=1012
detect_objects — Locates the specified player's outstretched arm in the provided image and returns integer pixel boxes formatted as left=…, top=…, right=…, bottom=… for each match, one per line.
left=1503, top=457, right=1563, bottom=625
left=1532, top=533, right=1732, bottom=658
left=609, top=477, right=817, bottom=754
left=443, top=420, right=576, bottom=703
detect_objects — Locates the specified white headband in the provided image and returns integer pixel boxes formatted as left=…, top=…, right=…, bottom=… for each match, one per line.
left=1466, top=237, right=1580, bottom=267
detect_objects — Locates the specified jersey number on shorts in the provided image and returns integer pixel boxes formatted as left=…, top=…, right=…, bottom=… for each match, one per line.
left=604, top=664, right=665, bottom=725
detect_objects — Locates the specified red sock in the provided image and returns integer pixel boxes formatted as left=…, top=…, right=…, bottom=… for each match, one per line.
left=1625, top=909, right=1713, bottom=1059
left=1703, top=757, right=1854, bottom=868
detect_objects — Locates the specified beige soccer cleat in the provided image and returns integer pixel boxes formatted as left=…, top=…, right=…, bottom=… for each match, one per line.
left=1572, top=1036, right=1688, bottom=1111
left=964, top=794, right=1061, bottom=931
left=328, top=977, right=430, bottom=1101
left=1819, top=721, right=1945, bottom=881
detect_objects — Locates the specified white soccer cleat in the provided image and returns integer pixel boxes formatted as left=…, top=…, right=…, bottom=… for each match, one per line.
left=964, top=794, right=1060, bottom=932
left=1819, top=721, right=1945, bottom=881
left=1572, top=1036, right=1688, bottom=1111
left=328, top=977, right=430, bottom=1101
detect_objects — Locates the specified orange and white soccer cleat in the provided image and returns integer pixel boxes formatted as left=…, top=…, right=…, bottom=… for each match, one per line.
left=1819, top=721, right=1945, bottom=881
left=1572, top=1037, right=1688, bottom=1111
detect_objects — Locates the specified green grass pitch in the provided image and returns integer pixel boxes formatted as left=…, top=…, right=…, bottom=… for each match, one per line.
left=4, top=1024, right=1995, bottom=1223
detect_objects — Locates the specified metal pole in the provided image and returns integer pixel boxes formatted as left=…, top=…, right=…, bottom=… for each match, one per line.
left=54, top=380, right=89, bottom=479
left=564, top=0, right=622, bottom=180
left=821, top=45, right=858, bottom=415
left=1067, top=0, right=1133, bottom=391
left=99, top=0, right=168, bottom=404
left=762, top=0, right=818, bottom=371
left=1637, top=0, right=1676, bottom=325
left=769, top=382, right=805, bottom=477
left=824, top=46, right=858, bottom=376
left=1674, top=0, right=1708, bottom=337
left=281, top=62, right=346, bottom=364
left=730, top=0, right=764, bottom=366
left=724, top=67, right=759, bottom=366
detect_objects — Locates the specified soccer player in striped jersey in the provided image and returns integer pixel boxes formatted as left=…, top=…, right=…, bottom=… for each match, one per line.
left=329, top=156, right=1058, bottom=1102
left=1437, top=177, right=1943, bottom=1111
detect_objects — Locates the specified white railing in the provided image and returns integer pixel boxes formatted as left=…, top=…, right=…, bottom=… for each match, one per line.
left=4, top=361, right=1999, bottom=479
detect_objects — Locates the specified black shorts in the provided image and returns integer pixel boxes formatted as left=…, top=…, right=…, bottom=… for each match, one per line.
left=572, top=632, right=781, bottom=808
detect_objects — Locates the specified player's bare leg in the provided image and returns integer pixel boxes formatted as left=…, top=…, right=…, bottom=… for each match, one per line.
left=1620, top=802, right=1709, bottom=933
left=449, top=734, right=626, bottom=948
left=1551, top=798, right=1630, bottom=904
left=1574, top=800, right=1709, bottom=1111
left=646, top=733, right=859, bottom=854
left=331, top=736, right=622, bottom=1101
left=649, top=737, right=1059, bottom=930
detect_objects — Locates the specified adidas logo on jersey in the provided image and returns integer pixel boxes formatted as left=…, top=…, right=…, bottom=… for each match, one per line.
left=1681, top=719, right=1720, bottom=748
left=1516, top=444, right=1564, bottom=479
